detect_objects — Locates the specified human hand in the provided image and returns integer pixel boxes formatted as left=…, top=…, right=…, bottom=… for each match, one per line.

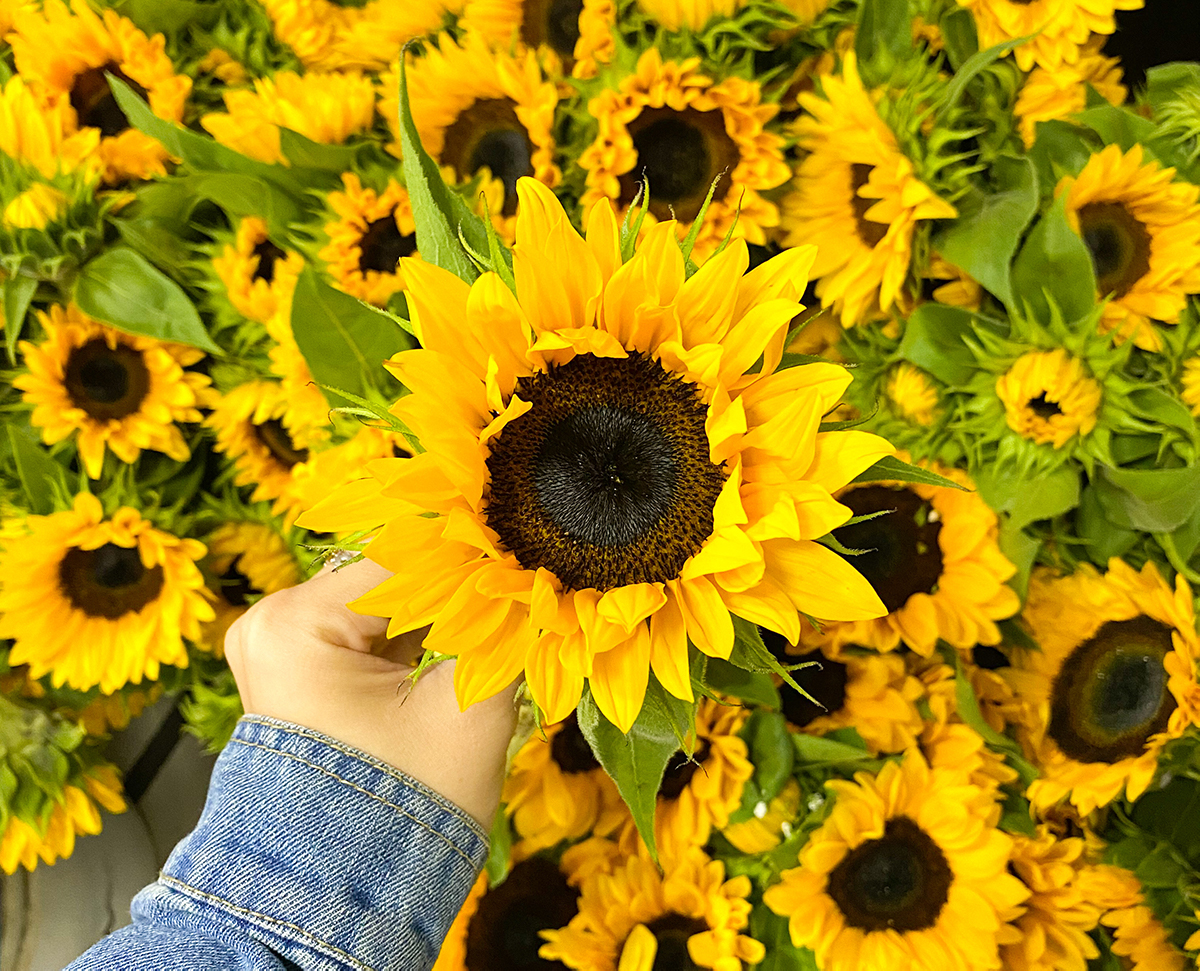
left=223, top=558, right=519, bottom=827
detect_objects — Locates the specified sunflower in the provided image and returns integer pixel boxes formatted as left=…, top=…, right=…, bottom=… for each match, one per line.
left=0, top=764, right=125, bottom=875
left=15, top=304, right=213, bottom=480
left=633, top=0, right=743, bottom=30
left=503, top=711, right=625, bottom=852
left=434, top=857, right=582, bottom=971
left=8, top=0, right=192, bottom=184
left=201, top=70, right=376, bottom=165
left=460, top=0, right=617, bottom=78
left=995, top=348, right=1102, bottom=448
left=1057, top=143, right=1200, bottom=351
left=1181, top=355, right=1200, bottom=415
left=541, top=845, right=765, bottom=971
left=0, top=76, right=99, bottom=179
left=1014, top=39, right=1126, bottom=148
left=211, top=216, right=305, bottom=326
left=1092, top=865, right=1188, bottom=971
left=1007, top=559, right=1200, bottom=815
left=299, top=177, right=892, bottom=732
left=284, top=424, right=408, bottom=524
left=722, top=778, right=801, bottom=854
left=1000, top=826, right=1105, bottom=971
left=0, top=494, right=214, bottom=693
left=317, top=174, right=419, bottom=307
left=954, top=0, right=1142, bottom=72
left=777, top=0, right=832, bottom=24
left=200, top=522, right=303, bottom=658
left=0, top=0, right=33, bottom=36
left=4, top=184, right=71, bottom=230
left=780, top=53, right=958, bottom=326
left=74, top=684, right=161, bottom=736
left=925, top=254, right=983, bottom=310
left=577, top=49, right=790, bottom=262
left=884, top=362, right=940, bottom=427
left=265, top=327, right=334, bottom=442
left=764, top=749, right=1027, bottom=971
left=799, top=463, right=1021, bottom=657
left=383, top=35, right=560, bottom=229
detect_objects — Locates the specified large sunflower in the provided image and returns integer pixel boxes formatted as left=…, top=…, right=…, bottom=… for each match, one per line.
left=1058, top=143, right=1200, bottom=351
left=780, top=53, right=958, bottom=326
left=1014, top=38, right=1126, bottom=148
left=540, top=844, right=764, bottom=971
left=8, top=0, right=191, bottom=183
left=15, top=304, right=213, bottom=480
left=995, top=348, right=1102, bottom=448
left=577, top=49, right=790, bottom=262
left=298, top=177, right=892, bottom=732
left=460, top=0, right=617, bottom=78
left=210, top=216, right=305, bottom=326
left=763, top=750, right=1028, bottom=971
left=0, top=494, right=214, bottom=693
left=955, top=0, right=1142, bottom=72
left=383, top=36, right=560, bottom=229
left=318, top=174, right=419, bottom=307
left=503, top=711, right=625, bottom=852
left=1006, top=559, right=1200, bottom=815
left=799, top=463, right=1021, bottom=657
left=201, top=70, right=376, bottom=165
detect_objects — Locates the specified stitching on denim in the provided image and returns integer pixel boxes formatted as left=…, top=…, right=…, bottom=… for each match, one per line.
left=158, top=874, right=376, bottom=971
left=229, top=737, right=480, bottom=868
left=238, top=715, right=489, bottom=841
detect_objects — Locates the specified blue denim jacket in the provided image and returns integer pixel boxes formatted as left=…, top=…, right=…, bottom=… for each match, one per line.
left=68, top=715, right=488, bottom=971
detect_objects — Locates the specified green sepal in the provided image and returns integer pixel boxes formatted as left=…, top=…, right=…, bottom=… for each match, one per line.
left=678, top=173, right=724, bottom=275
left=705, top=656, right=781, bottom=710
left=851, top=454, right=968, bottom=491
left=3, top=273, right=37, bottom=361
left=620, top=180, right=651, bottom=263
left=728, top=617, right=820, bottom=705
left=485, top=803, right=514, bottom=887
left=854, top=0, right=912, bottom=87
left=6, top=424, right=71, bottom=516
left=791, top=732, right=875, bottom=767
left=740, top=710, right=794, bottom=804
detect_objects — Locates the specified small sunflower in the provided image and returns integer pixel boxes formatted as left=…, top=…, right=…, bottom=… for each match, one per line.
left=778, top=0, right=833, bottom=22
left=1007, top=559, right=1200, bottom=815
left=995, top=348, right=1102, bottom=448
left=201, top=70, right=377, bottom=165
left=15, top=304, right=213, bottom=480
left=298, top=177, right=892, bottom=732
left=925, top=254, right=983, bottom=310
left=634, top=0, right=743, bottom=30
left=541, top=845, right=765, bottom=971
left=0, top=76, right=99, bottom=179
left=8, top=0, right=192, bottom=183
left=578, top=49, right=790, bottom=262
left=460, top=0, right=617, bottom=78
left=764, top=749, right=1028, bottom=971
left=1015, top=39, right=1126, bottom=147
left=317, top=174, right=419, bottom=307
left=434, top=857, right=582, bottom=971
left=0, top=494, right=214, bottom=693
left=722, top=778, right=802, bottom=855
left=801, top=464, right=1021, bottom=657
left=0, top=764, right=125, bottom=875
left=884, top=362, right=940, bottom=427
left=955, top=0, right=1143, bottom=72
left=383, top=35, right=560, bottom=228
left=780, top=53, right=958, bottom=325
left=210, top=216, right=305, bottom=326
left=1058, top=143, right=1200, bottom=350
left=1093, top=865, right=1188, bottom=971
left=503, top=711, right=625, bottom=852
left=1181, top=355, right=1200, bottom=415
left=200, top=522, right=303, bottom=657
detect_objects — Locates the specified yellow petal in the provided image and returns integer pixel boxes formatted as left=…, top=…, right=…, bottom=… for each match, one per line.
left=649, top=592, right=694, bottom=702
left=525, top=631, right=586, bottom=723
left=598, top=582, right=667, bottom=634
left=295, top=476, right=411, bottom=532
left=764, top=539, right=887, bottom=621
left=453, top=607, right=531, bottom=710
left=585, top=198, right=622, bottom=289
left=676, top=241, right=748, bottom=346
left=804, top=430, right=895, bottom=492
left=672, top=576, right=734, bottom=660
left=400, top=257, right=477, bottom=368
left=717, top=299, right=799, bottom=389
left=618, top=924, right=658, bottom=971
left=589, top=624, right=652, bottom=733
left=733, top=244, right=817, bottom=320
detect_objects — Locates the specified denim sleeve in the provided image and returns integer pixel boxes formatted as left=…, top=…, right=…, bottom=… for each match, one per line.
left=67, top=715, right=489, bottom=971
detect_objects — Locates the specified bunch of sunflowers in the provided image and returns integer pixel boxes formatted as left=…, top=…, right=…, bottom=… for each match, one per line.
left=4, top=0, right=1200, bottom=967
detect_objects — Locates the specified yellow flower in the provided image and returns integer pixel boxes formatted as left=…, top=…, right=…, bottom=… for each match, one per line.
left=15, top=304, right=213, bottom=480
left=885, top=362, right=940, bottom=426
left=200, top=522, right=303, bottom=658
left=1007, top=559, right=1200, bottom=815
left=196, top=49, right=249, bottom=86
left=925, top=253, right=983, bottom=310
left=0, top=494, right=214, bottom=693
left=9, top=0, right=192, bottom=183
left=264, top=326, right=333, bottom=444
left=634, top=0, right=743, bottom=30
left=0, top=0, right=34, bottom=36
left=75, top=685, right=161, bottom=736
left=801, top=463, right=1021, bottom=657
left=780, top=53, right=958, bottom=325
left=318, top=174, right=419, bottom=307
left=1091, top=865, right=1187, bottom=971
left=0, top=765, right=126, bottom=875
left=381, top=34, right=560, bottom=232
left=995, top=348, right=1102, bottom=448
left=3, top=183, right=69, bottom=229
left=0, top=75, right=99, bottom=178
left=1181, top=355, right=1200, bottom=415
left=722, top=778, right=801, bottom=854
left=299, top=177, right=892, bottom=732
left=764, top=750, right=1028, bottom=971
left=210, top=216, right=305, bottom=325
left=460, top=0, right=617, bottom=78
left=201, top=70, right=376, bottom=165
left=955, top=0, right=1143, bottom=72
left=578, top=48, right=790, bottom=262
left=1015, top=38, right=1126, bottom=147
left=541, top=844, right=765, bottom=971
left=1058, top=143, right=1200, bottom=350
left=777, top=0, right=832, bottom=24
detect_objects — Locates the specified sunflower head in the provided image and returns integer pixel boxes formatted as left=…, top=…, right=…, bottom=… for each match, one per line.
left=995, top=348, right=1101, bottom=448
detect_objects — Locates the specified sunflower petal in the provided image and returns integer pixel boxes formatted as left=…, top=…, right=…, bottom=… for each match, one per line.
left=649, top=592, right=693, bottom=702
left=525, top=632, right=586, bottom=724
left=765, top=538, right=887, bottom=621
left=589, top=624, right=652, bottom=733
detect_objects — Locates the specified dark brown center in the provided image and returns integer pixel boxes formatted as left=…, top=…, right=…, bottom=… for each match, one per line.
left=69, top=62, right=149, bottom=138
left=357, top=214, right=418, bottom=275
left=217, top=556, right=256, bottom=607
left=549, top=711, right=600, bottom=774
left=782, top=659, right=849, bottom=728
left=1078, top=201, right=1152, bottom=299
left=60, top=542, right=165, bottom=619
left=659, top=739, right=712, bottom=801
left=65, top=339, right=152, bottom=421
left=638, top=913, right=708, bottom=971
left=1027, top=393, right=1063, bottom=419
left=850, top=163, right=888, bottom=248
left=464, top=857, right=579, bottom=971
left=442, top=98, right=534, bottom=218
left=255, top=418, right=309, bottom=468
left=251, top=239, right=287, bottom=284
left=519, top=0, right=584, bottom=60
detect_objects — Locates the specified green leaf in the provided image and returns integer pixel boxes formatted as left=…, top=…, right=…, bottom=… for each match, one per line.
left=290, top=265, right=410, bottom=404
left=750, top=906, right=820, bottom=971
left=895, top=303, right=999, bottom=387
left=75, top=248, right=220, bottom=353
left=939, top=7, right=978, bottom=70
left=851, top=455, right=969, bottom=491
left=729, top=617, right=819, bottom=703
left=485, top=803, right=513, bottom=887
left=1094, top=464, right=1200, bottom=533
left=4, top=273, right=37, bottom=361
left=1076, top=483, right=1140, bottom=564
left=278, top=128, right=364, bottom=174
left=393, top=57, right=482, bottom=284
left=1010, top=194, right=1097, bottom=324
left=1077, top=104, right=1158, bottom=154
left=705, top=656, right=781, bottom=710
left=577, top=677, right=692, bottom=862
left=791, top=733, right=875, bottom=765
left=110, top=0, right=220, bottom=33
left=743, top=711, right=794, bottom=802
left=973, top=463, right=1081, bottom=531
left=7, top=425, right=70, bottom=514
left=931, top=155, right=1037, bottom=308
left=1134, top=842, right=1185, bottom=889
left=937, top=35, right=1033, bottom=119
left=854, top=0, right=911, bottom=85
left=1027, top=119, right=1097, bottom=190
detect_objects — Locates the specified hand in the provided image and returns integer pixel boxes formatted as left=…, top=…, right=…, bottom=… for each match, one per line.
left=223, top=558, right=518, bottom=827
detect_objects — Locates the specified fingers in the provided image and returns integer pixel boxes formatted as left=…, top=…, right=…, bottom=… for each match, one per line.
left=293, top=557, right=395, bottom=652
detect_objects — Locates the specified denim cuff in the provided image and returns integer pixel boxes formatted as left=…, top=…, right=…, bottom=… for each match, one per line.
left=140, top=715, right=488, bottom=971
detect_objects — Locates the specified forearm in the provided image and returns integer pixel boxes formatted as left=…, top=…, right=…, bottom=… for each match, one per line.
left=69, top=716, right=488, bottom=971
